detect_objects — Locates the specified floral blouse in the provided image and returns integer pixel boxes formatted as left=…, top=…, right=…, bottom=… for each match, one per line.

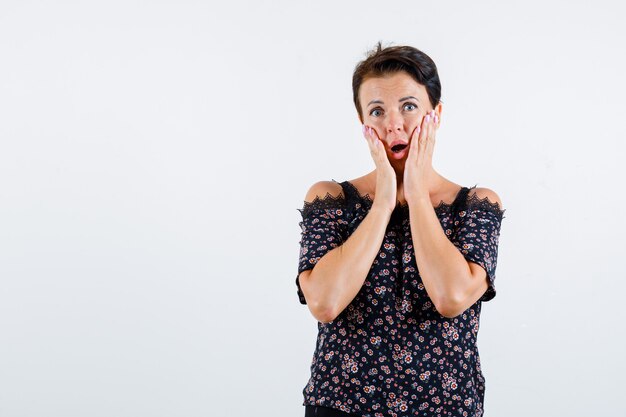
left=295, top=180, right=506, bottom=417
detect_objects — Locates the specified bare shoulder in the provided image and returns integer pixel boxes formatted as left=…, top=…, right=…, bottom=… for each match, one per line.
left=469, top=186, right=503, bottom=208
left=304, top=181, right=344, bottom=203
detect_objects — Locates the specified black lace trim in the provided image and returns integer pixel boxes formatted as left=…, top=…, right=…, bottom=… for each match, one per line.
left=341, top=181, right=474, bottom=213
left=465, top=187, right=507, bottom=218
left=297, top=191, right=347, bottom=217
left=296, top=180, right=506, bottom=218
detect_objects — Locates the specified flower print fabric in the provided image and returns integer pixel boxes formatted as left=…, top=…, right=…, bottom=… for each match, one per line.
left=452, top=195, right=505, bottom=303
left=295, top=180, right=505, bottom=417
left=296, top=192, right=351, bottom=304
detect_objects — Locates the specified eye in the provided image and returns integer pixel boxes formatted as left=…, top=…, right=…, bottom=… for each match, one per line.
left=403, top=102, right=417, bottom=111
left=369, top=107, right=383, bottom=117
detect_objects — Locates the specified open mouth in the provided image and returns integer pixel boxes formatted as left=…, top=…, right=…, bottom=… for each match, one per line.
left=391, top=144, right=408, bottom=153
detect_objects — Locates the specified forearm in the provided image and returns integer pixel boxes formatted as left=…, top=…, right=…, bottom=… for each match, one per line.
left=305, top=204, right=391, bottom=322
left=408, top=197, right=472, bottom=314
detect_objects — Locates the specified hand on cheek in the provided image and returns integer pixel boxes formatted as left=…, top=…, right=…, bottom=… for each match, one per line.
left=404, top=109, right=439, bottom=204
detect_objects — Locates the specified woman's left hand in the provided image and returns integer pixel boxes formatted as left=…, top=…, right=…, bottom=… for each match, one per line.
left=403, top=109, right=439, bottom=205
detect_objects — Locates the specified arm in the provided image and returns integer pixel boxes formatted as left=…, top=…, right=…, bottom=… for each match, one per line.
left=299, top=181, right=392, bottom=323
left=408, top=187, right=503, bottom=318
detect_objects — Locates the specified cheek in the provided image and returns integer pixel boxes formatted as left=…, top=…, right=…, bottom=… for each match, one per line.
left=408, top=115, right=423, bottom=130
left=366, top=119, right=386, bottom=134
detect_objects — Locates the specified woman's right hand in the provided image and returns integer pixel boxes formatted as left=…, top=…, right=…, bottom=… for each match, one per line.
left=363, top=125, right=397, bottom=214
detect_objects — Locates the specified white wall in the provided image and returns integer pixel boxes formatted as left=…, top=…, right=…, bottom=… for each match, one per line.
left=1, top=1, right=624, bottom=416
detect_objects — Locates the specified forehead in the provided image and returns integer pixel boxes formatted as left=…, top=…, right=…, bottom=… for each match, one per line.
left=359, top=71, right=427, bottom=103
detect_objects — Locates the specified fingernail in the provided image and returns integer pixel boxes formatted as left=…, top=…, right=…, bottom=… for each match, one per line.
left=362, top=124, right=366, bottom=135
left=434, top=115, right=438, bottom=124
left=425, top=115, right=430, bottom=123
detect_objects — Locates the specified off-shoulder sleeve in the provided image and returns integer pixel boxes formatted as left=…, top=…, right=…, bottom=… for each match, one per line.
left=295, top=197, right=350, bottom=305
left=453, top=195, right=506, bottom=303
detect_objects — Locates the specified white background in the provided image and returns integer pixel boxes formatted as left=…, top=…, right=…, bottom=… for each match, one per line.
left=1, top=1, right=625, bottom=416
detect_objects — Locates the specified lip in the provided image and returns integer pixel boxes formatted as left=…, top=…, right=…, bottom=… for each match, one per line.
left=389, top=143, right=409, bottom=160
left=388, top=140, right=409, bottom=160
left=389, top=140, right=409, bottom=148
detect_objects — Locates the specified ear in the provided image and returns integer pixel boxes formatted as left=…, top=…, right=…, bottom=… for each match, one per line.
left=434, top=102, right=443, bottom=127
left=434, top=102, right=443, bottom=117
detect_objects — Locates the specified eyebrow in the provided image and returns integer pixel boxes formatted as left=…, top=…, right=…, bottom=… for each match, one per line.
left=367, top=96, right=420, bottom=107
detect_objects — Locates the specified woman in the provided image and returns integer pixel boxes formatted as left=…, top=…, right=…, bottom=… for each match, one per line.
left=295, top=42, right=506, bottom=417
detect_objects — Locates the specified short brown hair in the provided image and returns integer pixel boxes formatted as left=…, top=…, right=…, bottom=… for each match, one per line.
left=352, top=41, right=442, bottom=121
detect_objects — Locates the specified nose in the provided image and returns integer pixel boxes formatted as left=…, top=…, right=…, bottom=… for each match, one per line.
left=386, top=111, right=404, bottom=134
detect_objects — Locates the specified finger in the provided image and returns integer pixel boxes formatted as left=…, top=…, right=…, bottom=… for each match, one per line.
left=431, top=110, right=438, bottom=142
left=368, top=126, right=379, bottom=151
left=369, top=125, right=380, bottom=141
left=418, top=112, right=430, bottom=150
left=365, top=126, right=383, bottom=162
left=368, top=126, right=383, bottom=153
left=363, top=125, right=375, bottom=153
left=368, top=126, right=395, bottom=169
left=424, top=111, right=433, bottom=143
left=420, top=111, right=432, bottom=156
left=408, top=124, right=420, bottom=160
left=428, top=110, right=436, bottom=134
left=427, top=111, right=437, bottom=153
left=429, top=109, right=437, bottom=138
left=362, top=124, right=371, bottom=146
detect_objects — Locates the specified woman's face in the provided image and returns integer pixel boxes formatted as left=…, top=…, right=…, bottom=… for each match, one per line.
left=359, top=71, right=440, bottom=163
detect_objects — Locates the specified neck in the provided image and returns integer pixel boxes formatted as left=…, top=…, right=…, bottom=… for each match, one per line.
left=368, top=166, right=444, bottom=194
